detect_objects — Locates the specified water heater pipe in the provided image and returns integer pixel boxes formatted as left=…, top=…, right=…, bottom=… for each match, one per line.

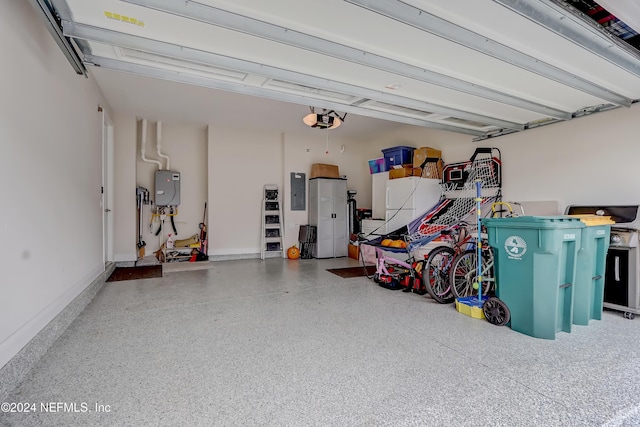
left=156, top=121, right=171, bottom=170
left=140, top=119, right=163, bottom=170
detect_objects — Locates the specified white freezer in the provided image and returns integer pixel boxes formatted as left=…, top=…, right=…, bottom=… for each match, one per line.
left=384, top=177, right=442, bottom=233
left=361, top=219, right=386, bottom=239
left=384, top=209, right=416, bottom=233
left=371, top=171, right=388, bottom=219
left=385, top=177, right=441, bottom=211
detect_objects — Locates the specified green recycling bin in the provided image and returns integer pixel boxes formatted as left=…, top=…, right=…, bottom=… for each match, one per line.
left=483, top=216, right=584, bottom=340
left=569, top=215, right=613, bottom=325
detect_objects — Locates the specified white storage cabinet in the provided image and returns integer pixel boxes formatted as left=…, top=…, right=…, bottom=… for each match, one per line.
left=309, top=178, right=348, bottom=258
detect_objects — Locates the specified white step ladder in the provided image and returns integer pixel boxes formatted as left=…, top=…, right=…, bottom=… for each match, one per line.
left=261, top=184, right=284, bottom=260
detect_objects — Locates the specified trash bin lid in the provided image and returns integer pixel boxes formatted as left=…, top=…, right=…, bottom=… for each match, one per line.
left=482, top=215, right=585, bottom=229
left=568, top=214, right=615, bottom=226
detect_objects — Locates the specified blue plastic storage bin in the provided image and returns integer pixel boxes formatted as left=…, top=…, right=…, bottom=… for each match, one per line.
left=382, top=146, right=414, bottom=170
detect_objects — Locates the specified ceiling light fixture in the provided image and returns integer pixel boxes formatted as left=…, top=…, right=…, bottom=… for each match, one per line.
left=303, top=107, right=347, bottom=129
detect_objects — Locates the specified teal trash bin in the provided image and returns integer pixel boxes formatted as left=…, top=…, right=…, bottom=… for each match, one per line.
left=569, top=215, right=613, bottom=325
left=483, top=216, right=584, bottom=340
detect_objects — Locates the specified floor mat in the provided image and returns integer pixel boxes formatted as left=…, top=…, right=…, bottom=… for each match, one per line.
left=107, top=265, right=162, bottom=282
left=326, top=265, right=376, bottom=278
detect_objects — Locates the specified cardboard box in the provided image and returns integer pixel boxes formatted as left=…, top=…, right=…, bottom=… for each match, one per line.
left=413, top=147, right=442, bottom=168
left=389, top=164, right=422, bottom=179
left=348, top=243, right=360, bottom=260
left=310, top=163, right=340, bottom=179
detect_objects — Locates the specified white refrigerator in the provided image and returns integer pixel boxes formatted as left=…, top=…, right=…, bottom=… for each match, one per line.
left=385, top=177, right=442, bottom=233
left=371, top=171, right=388, bottom=219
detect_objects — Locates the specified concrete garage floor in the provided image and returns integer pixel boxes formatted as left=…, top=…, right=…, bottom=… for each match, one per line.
left=2, top=257, right=640, bottom=426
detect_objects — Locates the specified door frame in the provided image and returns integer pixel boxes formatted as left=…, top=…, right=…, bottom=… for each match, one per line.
left=101, top=106, right=114, bottom=265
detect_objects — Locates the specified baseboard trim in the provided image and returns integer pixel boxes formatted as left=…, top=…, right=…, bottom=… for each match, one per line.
left=0, top=263, right=116, bottom=402
left=209, top=252, right=283, bottom=261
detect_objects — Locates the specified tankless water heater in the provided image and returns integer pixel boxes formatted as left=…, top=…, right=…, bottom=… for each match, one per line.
left=155, top=170, right=180, bottom=206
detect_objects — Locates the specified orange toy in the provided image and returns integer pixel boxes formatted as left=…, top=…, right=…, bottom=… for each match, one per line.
left=287, top=245, right=300, bottom=260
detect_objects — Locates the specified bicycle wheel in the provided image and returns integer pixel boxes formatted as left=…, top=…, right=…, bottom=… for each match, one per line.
left=450, top=250, right=493, bottom=299
left=424, top=246, right=456, bottom=304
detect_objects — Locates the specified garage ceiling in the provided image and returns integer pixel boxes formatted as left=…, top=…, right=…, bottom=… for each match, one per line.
left=37, top=0, right=640, bottom=140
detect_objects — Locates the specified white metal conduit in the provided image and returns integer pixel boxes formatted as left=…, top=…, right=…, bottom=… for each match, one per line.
left=156, top=121, right=170, bottom=171
left=140, top=118, right=163, bottom=170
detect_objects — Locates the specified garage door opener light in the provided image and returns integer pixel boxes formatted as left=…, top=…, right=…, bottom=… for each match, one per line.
left=303, top=107, right=346, bottom=129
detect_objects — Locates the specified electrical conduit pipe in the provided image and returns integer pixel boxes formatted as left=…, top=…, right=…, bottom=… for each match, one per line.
left=156, top=121, right=171, bottom=170
left=140, top=119, right=163, bottom=170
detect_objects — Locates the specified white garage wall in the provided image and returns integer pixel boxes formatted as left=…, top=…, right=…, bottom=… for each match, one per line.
left=134, top=105, right=638, bottom=260
left=442, top=104, right=640, bottom=211
left=113, top=113, right=137, bottom=262
left=203, top=127, right=370, bottom=256
left=208, top=127, right=284, bottom=256
left=0, top=1, right=109, bottom=368
left=357, top=104, right=640, bottom=216
left=114, top=123, right=369, bottom=259
left=108, top=61, right=640, bottom=262
left=136, top=121, right=208, bottom=254
left=282, top=130, right=368, bottom=250
left=113, top=117, right=209, bottom=261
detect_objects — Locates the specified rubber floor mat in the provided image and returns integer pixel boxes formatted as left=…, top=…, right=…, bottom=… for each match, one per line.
left=107, top=265, right=162, bottom=282
left=326, top=266, right=376, bottom=278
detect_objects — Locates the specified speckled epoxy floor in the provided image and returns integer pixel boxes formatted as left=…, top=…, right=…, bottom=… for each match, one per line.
left=2, top=257, right=640, bottom=426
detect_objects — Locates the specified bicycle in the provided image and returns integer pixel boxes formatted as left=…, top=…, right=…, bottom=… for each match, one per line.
left=372, top=245, right=428, bottom=294
left=445, top=202, right=524, bottom=328
left=423, top=222, right=475, bottom=304
left=449, top=234, right=495, bottom=299
left=423, top=202, right=523, bottom=304
left=448, top=202, right=523, bottom=300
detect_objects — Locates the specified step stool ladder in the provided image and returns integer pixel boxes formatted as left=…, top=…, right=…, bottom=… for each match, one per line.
left=261, top=184, right=284, bottom=260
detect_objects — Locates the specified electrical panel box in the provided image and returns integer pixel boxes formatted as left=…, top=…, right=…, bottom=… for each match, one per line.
left=155, top=170, right=180, bottom=206
left=291, top=172, right=306, bottom=211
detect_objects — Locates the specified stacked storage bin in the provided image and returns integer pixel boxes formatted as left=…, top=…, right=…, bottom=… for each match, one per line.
left=381, top=146, right=414, bottom=169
